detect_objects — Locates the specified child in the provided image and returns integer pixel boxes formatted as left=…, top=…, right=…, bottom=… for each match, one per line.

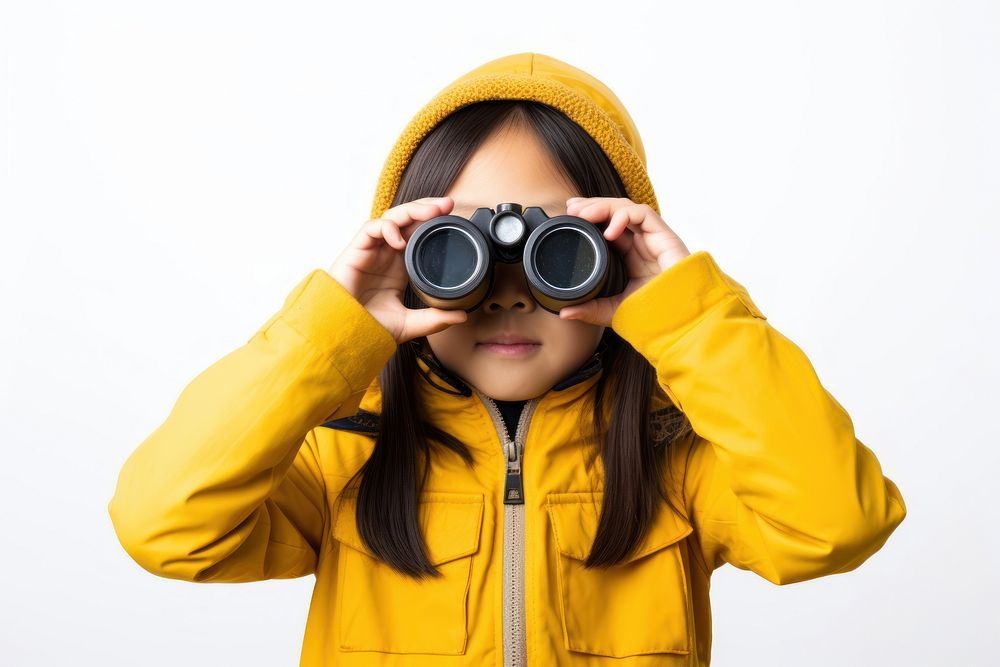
left=108, top=52, right=907, bottom=666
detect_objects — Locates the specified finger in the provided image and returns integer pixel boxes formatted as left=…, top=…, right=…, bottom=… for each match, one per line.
left=566, top=196, right=629, bottom=211
left=559, top=296, right=617, bottom=327
left=377, top=219, right=406, bottom=250
left=358, top=219, right=406, bottom=251
left=567, top=204, right=656, bottom=278
left=565, top=197, right=632, bottom=223
left=571, top=205, right=650, bottom=276
left=386, top=220, right=406, bottom=249
left=566, top=199, right=664, bottom=242
left=559, top=302, right=591, bottom=321
left=605, top=204, right=656, bottom=242
left=607, top=225, right=634, bottom=256
left=568, top=199, right=633, bottom=236
left=380, top=196, right=454, bottom=229
left=560, top=302, right=600, bottom=325
left=405, top=307, right=468, bottom=340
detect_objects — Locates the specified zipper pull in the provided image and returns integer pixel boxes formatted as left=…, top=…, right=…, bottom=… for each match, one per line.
left=503, top=436, right=524, bottom=505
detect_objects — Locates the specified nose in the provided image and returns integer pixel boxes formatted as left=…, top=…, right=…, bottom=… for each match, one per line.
left=480, top=261, right=536, bottom=313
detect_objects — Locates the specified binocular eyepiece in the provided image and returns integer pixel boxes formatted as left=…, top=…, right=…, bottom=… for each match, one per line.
left=404, top=203, right=627, bottom=314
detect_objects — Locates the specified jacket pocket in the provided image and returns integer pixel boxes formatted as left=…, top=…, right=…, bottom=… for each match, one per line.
left=332, top=489, right=484, bottom=655
left=546, top=491, right=694, bottom=657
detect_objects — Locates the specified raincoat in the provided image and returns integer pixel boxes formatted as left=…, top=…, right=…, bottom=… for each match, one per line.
left=108, top=52, right=906, bottom=666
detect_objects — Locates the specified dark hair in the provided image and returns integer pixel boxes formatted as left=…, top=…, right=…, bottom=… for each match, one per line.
left=344, top=100, right=692, bottom=578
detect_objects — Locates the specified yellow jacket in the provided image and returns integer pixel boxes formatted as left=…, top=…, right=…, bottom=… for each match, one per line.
left=108, top=249, right=906, bottom=666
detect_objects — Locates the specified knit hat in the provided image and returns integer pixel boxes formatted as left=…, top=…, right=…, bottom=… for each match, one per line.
left=368, top=52, right=659, bottom=221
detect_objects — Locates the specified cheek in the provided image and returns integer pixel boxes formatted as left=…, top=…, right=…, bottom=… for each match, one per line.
left=426, top=322, right=476, bottom=355
left=544, top=320, right=604, bottom=357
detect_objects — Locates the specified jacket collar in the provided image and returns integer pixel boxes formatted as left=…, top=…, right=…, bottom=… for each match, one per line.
left=350, top=336, right=609, bottom=439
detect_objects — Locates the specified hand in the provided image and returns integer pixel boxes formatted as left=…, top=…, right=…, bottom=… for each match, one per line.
left=328, top=196, right=468, bottom=344
left=558, top=197, right=692, bottom=327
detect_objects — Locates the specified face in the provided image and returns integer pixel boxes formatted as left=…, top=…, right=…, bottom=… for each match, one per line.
left=422, top=120, right=606, bottom=401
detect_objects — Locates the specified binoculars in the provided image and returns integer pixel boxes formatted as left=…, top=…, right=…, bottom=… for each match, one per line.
left=404, top=203, right=627, bottom=314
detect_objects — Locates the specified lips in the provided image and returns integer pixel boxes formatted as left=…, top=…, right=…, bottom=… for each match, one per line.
left=478, top=333, right=541, bottom=345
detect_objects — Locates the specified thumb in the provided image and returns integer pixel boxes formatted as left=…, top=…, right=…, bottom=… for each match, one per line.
left=559, top=297, right=616, bottom=327
left=559, top=302, right=596, bottom=323
left=405, top=307, right=469, bottom=340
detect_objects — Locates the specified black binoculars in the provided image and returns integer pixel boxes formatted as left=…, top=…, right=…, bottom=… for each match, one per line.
left=404, top=202, right=626, bottom=314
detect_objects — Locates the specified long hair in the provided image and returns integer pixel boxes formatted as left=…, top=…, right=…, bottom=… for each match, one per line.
left=344, top=100, right=692, bottom=578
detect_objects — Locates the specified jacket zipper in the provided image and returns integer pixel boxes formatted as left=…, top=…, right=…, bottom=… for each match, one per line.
left=475, top=390, right=540, bottom=667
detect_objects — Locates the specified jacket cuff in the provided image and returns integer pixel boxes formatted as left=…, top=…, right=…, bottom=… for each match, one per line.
left=610, top=250, right=767, bottom=365
left=263, top=269, right=398, bottom=394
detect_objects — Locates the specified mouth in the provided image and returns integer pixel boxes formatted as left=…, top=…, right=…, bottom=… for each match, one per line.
left=476, top=333, right=542, bottom=358
left=476, top=342, right=542, bottom=357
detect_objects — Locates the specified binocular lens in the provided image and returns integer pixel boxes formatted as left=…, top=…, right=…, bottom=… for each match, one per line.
left=534, top=228, right=597, bottom=290
left=416, top=227, right=479, bottom=289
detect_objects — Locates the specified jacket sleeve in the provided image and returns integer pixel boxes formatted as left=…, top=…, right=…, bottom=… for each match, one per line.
left=611, top=250, right=907, bottom=585
left=107, top=269, right=397, bottom=583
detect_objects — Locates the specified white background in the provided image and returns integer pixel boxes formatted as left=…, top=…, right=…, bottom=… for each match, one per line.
left=2, top=0, right=996, bottom=664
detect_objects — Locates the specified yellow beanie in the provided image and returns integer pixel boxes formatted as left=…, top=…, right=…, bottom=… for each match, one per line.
left=369, top=52, right=659, bottom=220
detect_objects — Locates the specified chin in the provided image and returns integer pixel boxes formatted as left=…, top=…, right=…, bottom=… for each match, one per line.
left=471, top=379, right=542, bottom=401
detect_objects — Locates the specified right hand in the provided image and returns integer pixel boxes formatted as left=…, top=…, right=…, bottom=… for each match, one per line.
left=328, top=196, right=468, bottom=344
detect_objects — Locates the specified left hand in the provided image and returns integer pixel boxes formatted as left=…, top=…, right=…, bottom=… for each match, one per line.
left=558, top=197, right=691, bottom=326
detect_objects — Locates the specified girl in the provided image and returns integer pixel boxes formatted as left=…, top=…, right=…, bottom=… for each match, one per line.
left=108, top=52, right=907, bottom=666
